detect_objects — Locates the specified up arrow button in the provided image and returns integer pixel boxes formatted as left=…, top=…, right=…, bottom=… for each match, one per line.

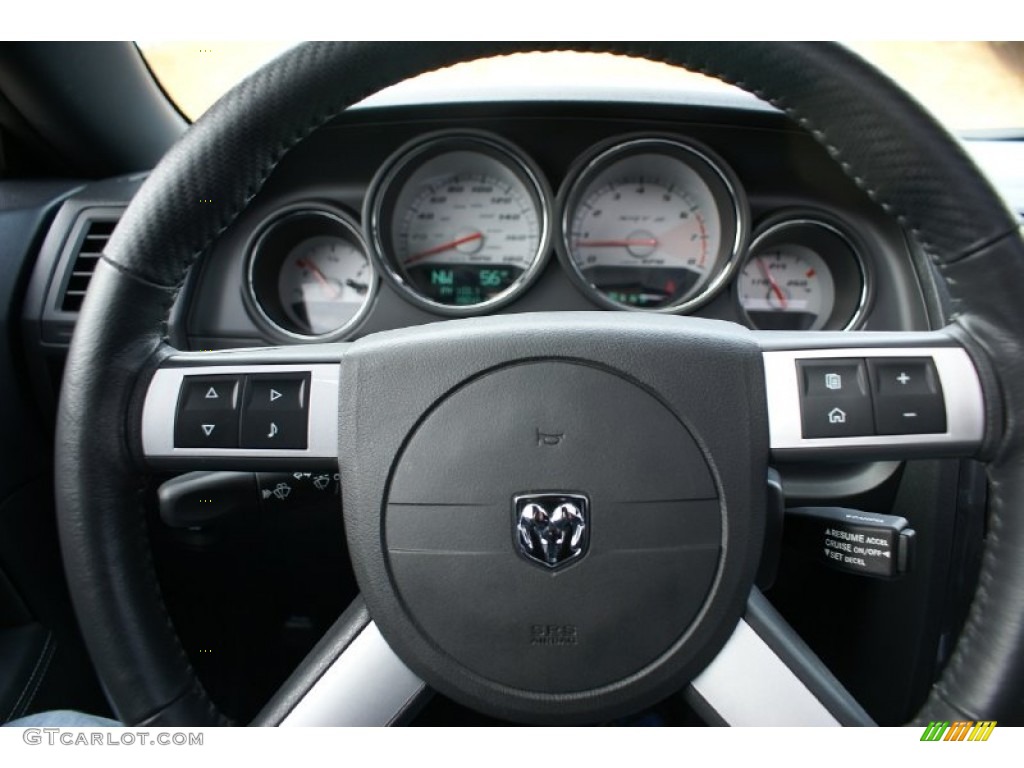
left=175, top=375, right=241, bottom=448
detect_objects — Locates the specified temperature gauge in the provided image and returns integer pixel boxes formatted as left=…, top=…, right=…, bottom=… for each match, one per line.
left=737, top=245, right=835, bottom=330
left=737, top=217, right=868, bottom=331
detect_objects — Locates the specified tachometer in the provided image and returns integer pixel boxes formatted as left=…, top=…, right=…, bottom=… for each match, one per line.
left=558, top=136, right=748, bottom=312
left=365, top=131, right=552, bottom=314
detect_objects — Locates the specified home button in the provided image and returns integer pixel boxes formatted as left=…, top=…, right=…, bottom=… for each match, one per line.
left=797, top=359, right=874, bottom=438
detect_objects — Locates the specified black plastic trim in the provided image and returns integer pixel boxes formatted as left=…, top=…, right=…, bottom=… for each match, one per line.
left=0, top=43, right=186, bottom=177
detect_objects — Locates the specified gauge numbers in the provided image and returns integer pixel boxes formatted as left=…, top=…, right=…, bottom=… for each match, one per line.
left=366, top=132, right=551, bottom=314
left=560, top=137, right=746, bottom=312
left=393, top=162, right=541, bottom=307
left=737, top=245, right=835, bottom=330
left=737, top=217, right=868, bottom=331
left=278, top=235, right=372, bottom=336
left=569, top=163, right=720, bottom=308
left=246, top=208, right=375, bottom=341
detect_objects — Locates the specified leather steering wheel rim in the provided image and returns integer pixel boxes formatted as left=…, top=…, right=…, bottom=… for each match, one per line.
left=55, top=42, right=1024, bottom=726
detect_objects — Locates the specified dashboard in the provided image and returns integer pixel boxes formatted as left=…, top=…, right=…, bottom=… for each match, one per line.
left=176, top=98, right=932, bottom=352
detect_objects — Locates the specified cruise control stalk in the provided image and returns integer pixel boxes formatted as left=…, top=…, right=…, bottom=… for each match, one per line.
left=785, top=506, right=915, bottom=579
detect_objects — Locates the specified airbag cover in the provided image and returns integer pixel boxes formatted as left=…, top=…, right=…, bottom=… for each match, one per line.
left=386, top=360, right=720, bottom=691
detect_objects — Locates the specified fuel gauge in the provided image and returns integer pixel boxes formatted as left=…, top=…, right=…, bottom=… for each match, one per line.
left=278, top=234, right=372, bottom=336
left=246, top=208, right=376, bottom=341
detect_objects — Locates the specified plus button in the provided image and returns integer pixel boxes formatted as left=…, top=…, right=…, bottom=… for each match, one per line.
left=896, top=372, right=910, bottom=385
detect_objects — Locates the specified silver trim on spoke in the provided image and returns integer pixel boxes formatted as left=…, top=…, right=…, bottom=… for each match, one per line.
left=280, top=622, right=426, bottom=727
left=141, top=363, right=339, bottom=460
left=763, top=346, right=984, bottom=456
left=690, top=619, right=840, bottom=726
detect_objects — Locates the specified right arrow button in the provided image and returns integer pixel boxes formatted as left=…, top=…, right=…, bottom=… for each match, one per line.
left=240, top=374, right=310, bottom=449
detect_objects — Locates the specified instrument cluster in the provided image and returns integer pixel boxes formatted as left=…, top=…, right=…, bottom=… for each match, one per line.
left=243, top=129, right=869, bottom=340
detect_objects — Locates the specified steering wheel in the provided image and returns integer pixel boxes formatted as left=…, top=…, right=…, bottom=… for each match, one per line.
left=55, top=42, right=1024, bottom=727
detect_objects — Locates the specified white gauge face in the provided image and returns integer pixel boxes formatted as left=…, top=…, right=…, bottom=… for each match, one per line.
left=248, top=209, right=376, bottom=341
left=376, top=144, right=548, bottom=310
left=277, top=235, right=373, bottom=336
left=393, top=154, right=541, bottom=267
left=561, top=139, right=744, bottom=312
left=738, top=244, right=836, bottom=330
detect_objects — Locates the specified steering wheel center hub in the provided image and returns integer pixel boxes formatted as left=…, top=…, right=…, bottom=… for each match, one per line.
left=386, top=360, right=720, bottom=691
left=340, top=314, right=767, bottom=721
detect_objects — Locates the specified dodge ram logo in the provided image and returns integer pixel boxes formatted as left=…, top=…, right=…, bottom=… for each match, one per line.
left=514, top=493, right=589, bottom=569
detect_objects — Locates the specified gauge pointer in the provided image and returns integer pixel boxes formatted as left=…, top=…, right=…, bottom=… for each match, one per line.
left=756, top=256, right=788, bottom=310
left=404, top=232, right=484, bottom=265
left=296, top=258, right=342, bottom=300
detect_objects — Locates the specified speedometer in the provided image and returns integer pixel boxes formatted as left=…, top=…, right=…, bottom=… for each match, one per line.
left=557, top=136, right=748, bottom=312
left=365, top=131, right=552, bottom=314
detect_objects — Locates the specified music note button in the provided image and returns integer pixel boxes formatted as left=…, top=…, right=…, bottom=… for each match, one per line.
left=239, top=373, right=310, bottom=449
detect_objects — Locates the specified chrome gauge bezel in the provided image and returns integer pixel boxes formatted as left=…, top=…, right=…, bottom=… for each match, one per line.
left=364, top=130, right=553, bottom=316
left=244, top=205, right=377, bottom=342
left=736, top=214, right=870, bottom=332
left=555, top=135, right=750, bottom=314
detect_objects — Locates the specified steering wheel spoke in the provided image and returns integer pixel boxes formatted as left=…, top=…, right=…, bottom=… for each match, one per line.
left=688, top=589, right=874, bottom=726
left=139, top=346, right=344, bottom=471
left=254, top=597, right=428, bottom=727
left=258, top=587, right=875, bottom=727
left=759, top=329, right=986, bottom=462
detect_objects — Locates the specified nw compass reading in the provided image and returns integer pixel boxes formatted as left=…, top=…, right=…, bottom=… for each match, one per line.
left=412, top=265, right=518, bottom=306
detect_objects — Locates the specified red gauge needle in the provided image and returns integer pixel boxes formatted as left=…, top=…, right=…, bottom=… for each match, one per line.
left=405, top=232, right=483, bottom=265
left=296, top=258, right=341, bottom=300
left=756, top=257, right=788, bottom=310
left=575, top=238, right=659, bottom=248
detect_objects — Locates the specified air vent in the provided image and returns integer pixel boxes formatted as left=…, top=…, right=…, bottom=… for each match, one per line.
left=59, top=219, right=117, bottom=312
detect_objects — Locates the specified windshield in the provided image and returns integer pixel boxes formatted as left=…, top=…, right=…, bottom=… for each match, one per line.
left=137, top=42, right=1024, bottom=135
